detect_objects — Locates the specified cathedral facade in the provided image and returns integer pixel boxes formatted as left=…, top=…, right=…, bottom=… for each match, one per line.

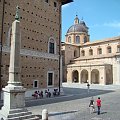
left=62, top=15, right=120, bottom=85
left=0, top=0, right=72, bottom=98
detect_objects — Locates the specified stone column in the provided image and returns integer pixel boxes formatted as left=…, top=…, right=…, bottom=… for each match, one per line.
left=88, top=66, right=91, bottom=84
left=116, top=59, right=120, bottom=84
left=60, top=56, right=64, bottom=95
left=99, top=66, right=106, bottom=85
left=79, top=69, right=81, bottom=84
left=0, top=6, right=39, bottom=120
left=67, top=68, right=72, bottom=83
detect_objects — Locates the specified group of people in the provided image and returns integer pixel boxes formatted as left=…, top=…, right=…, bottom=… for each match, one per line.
left=32, top=90, right=43, bottom=99
left=45, top=89, right=51, bottom=98
left=89, top=96, right=101, bottom=115
left=32, top=89, right=60, bottom=99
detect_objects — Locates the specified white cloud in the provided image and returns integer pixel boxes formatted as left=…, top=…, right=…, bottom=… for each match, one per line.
left=62, top=4, right=70, bottom=9
left=103, top=21, right=120, bottom=28
left=90, top=21, right=120, bottom=28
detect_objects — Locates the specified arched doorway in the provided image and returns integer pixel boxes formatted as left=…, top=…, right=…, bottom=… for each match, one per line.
left=106, top=69, right=113, bottom=84
left=72, top=70, right=79, bottom=83
left=81, top=69, right=88, bottom=83
left=91, top=69, right=99, bottom=84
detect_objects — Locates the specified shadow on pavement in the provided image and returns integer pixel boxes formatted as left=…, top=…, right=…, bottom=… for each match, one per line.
left=25, top=87, right=114, bottom=107
left=49, top=110, right=78, bottom=116
left=100, top=111, right=107, bottom=114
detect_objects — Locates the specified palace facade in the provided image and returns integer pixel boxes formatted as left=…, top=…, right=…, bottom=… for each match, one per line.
left=62, top=15, right=120, bottom=85
left=0, top=0, right=73, bottom=98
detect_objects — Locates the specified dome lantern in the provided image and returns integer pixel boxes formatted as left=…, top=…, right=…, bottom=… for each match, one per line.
left=74, top=15, right=79, bottom=24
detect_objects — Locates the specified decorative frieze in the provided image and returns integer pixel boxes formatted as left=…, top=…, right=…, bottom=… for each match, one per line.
left=2, top=45, right=59, bottom=60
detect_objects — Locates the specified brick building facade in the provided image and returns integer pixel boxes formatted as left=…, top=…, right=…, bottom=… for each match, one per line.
left=0, top=0, right=73, bottom=98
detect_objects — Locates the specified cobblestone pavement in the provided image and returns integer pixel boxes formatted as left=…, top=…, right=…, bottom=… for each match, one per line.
left=27, top=84, right=120, bottom=120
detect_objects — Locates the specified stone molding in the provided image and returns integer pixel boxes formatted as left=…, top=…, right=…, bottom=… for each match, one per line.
left=2, top=45, right=59, bottom=60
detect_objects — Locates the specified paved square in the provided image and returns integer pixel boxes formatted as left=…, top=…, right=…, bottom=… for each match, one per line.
left=27, top=84, right=120, bottom=120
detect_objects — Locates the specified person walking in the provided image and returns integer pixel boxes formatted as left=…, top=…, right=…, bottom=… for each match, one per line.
left=89, top=96, right=95, bottom=113
left=87, top=83, right=90, bottom=93
left=96, top=97, right=101, bottom=115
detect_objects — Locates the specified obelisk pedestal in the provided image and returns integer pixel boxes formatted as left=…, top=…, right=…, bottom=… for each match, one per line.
left=0, top=6, right=39, bottom=120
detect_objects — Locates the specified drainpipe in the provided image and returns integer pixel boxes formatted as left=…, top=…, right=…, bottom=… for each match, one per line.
left=0, top=0, right=5, bottom=100
left=58, top=3, right=62, bottom=93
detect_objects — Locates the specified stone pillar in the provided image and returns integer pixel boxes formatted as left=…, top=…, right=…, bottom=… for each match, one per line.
left=42, top=109, right=48, bottom=120
left=67, top=68, right=72, bottom=83
left=88, top=67, right=91, bottom=84
left=79, top=69, right=82, bottom=84
left=0, top=6, right=39, bottom=120
left=116, top=59, right=120, bottom=84
left=60, top=56, right=64, bottom=95
left=79, top=71, right=81, bottom=84
left=99, top=66, right=106, bottom=85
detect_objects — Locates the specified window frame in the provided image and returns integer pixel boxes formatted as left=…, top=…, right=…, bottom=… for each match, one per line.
left=47, top=71, right=54, bottom=87
left=107, top=46, right=112, bottom=53
left=81, top=50, right=85, bottom=56
left=89, top=49, right=93, bottom=55
left=33, top=80, right=39, bottom=88
left=76, top=36, right=80, bottom=44
left=68, top=36, right=71, bottom=43
left=98, top=48, right=102, bottom=55
left=48, top=37, right=56, bottom=54
left=117, top=45, right=120, bottom=53
left=84, top=36, right=87, bottom=43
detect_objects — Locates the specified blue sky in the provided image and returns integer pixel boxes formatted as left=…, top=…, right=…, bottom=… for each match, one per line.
left=61, top=0, right=120, bottom=42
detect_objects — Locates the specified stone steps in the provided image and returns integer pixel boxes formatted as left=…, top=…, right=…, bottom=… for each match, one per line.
left=7, top=114, right=39, bottom=120
left=24, top=116, right=40, bottom=120
left=8, top=111, right=32, bottom=118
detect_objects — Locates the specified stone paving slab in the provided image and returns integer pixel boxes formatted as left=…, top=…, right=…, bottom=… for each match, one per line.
left=28, top=85, right=120, bottom=120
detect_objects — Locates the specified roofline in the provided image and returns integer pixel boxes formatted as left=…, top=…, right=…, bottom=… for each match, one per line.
left=62, top=0, right=73, bottom=5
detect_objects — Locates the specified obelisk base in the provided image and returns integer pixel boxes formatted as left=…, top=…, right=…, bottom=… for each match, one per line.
left=0, top=86, right=39, bottom=120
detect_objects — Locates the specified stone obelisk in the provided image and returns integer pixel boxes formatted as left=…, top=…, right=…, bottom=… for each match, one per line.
left=0, top=6, right=39, bottom=120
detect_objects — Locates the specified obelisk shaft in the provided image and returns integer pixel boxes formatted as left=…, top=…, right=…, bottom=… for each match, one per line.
left=8, top=20, right=21, bottom=85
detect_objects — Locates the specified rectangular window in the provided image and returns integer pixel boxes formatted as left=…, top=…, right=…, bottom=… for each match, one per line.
left=33, top=80, right=38, bottom=88
left=48, top=73, right=53, bottom=86
left=49, top=42, right=54, bottom=54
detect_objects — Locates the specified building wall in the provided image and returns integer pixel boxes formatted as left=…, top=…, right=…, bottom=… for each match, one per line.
left=0, top=0, right=62, bottom=97
left=63, top=36, right=120, bottom=85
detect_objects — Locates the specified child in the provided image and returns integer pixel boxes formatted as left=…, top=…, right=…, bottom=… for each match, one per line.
left=89, top=96, right=95, bottom=113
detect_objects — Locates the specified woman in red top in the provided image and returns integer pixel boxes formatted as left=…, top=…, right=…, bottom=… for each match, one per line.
left=96, top=97, right=101, bottom=115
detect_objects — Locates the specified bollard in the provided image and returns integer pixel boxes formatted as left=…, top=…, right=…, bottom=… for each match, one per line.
left=42, top=109, right=48, bottom=120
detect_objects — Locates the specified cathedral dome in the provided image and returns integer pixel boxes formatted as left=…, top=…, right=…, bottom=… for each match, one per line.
left=67, top=16, right=88, bottom=34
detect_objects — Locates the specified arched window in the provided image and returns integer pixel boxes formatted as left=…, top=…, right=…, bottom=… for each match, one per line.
left=76, top=36, right=80, bottom=44
left=89, top=49, right=93, bottom=55
left=48, top=37, right=56, bottom=54
left=117, top=45, right=120, bottom=53
left=68, top=36, right=71, bottom=43
left=81, top=50, right=85, bottom=56
left=98, top=48, right=102, bottom=54
left=84, top=36, right=87, bottom=43
left=107, top=46, right=112, bottom=53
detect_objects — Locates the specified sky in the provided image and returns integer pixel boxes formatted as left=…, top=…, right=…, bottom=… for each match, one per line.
left=61, top=0, right=120, bottom=42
